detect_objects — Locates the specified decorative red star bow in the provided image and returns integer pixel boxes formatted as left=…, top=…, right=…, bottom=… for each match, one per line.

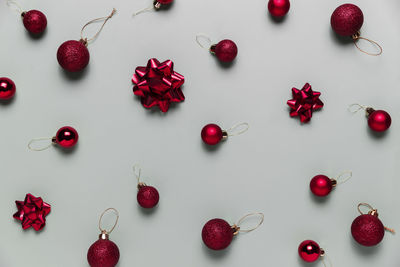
left=132, top=58, right=185, bottom=112
left=287, top=83, right=324, bottom=123
left=13, top=193, right=51, bottom=231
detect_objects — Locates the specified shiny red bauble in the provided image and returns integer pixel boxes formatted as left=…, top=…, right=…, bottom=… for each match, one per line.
left=268, top=0, right=290, bottom=17
left=310, top=175, right=334, bottom=197
left=367, top=110, right=391, bottom=132
left=137, top=185, right=159, bottom=208
left=55, top=126, right=79, bottom=148
left=0, top=77, right=16, bottom=100
left=87, top=238, right=120, bottom=267
left=157, top=0, right=173, bottom=4
left=298, top=240, right=321, bottom=262
left=202, top=218, right=234, bottom=250
left=211, top=40, right=238, bottom=63
left=22, top=10, right=47, bottom=34
left=351, top=214, right=384, bottom=246
left=57, top=40, right=90, bottom=72
left=331, top=4, right=363, bottom=36
left=201, top=124, right=226, bottom=145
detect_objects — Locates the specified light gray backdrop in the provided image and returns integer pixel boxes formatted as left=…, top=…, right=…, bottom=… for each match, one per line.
left=0, top=0, right=399, bottom=266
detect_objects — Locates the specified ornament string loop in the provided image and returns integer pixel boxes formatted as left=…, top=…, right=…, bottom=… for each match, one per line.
left=80, top=8, right=116, bottom=45
left=133, top=1, right=161, bottom=16
left=234, top=212, right=264, bottom=234
left=226, top=122, right=250, bottom=137
left=348, top=103, right=367, bottom=113
left=195, top=34, right=212, bottom=51
left=27, top=137, right=54, bottom=151
left=335, top=171, right=352, bottom=185
left=321, top=254, right=333, bottom=267
left=352, top=32, right=383, bottom=56
left=357, top=203, right=395, bottom=234
left=132, top=164, right=145, bottom=186
left=99, top=208, right=119, bottom=235
left=6, top=0, right=23, bottom=14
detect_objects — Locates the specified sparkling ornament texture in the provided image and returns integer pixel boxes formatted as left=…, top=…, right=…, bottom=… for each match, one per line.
left=55, top=126, right=79, bottom=148
left=331, top=4, right=364, bottom=36
left=87, top=239, right=120, bottom=267
left=268, top=0, right=290, bottom=17
left=351, top=214, right=384, bottom=246
left=298, top=240, right=321, bottom=262
left=132, top=58, right=185, bottom=112
left=310, top=175, right=333, bottom=197
left=13, top=193, right=51, bottom=231
left=201, top=124, right=224, bottom=145
left=211, top=40, right=238, bottom=62
left=0, top=77, right=16, bottom=100
left=202, top=218, right=234, bottom=250
left=137, top=185, right=159, bottom=208
left=57, top=40, right=90, bottom=72
left=368, top=110, right=391, bottom=132
left=22, top=10, right=47, bottom=34
left=287, top=83, right=324, bottom=123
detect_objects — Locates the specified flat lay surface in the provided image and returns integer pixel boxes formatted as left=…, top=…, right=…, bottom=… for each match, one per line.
left=0, top=0, right=399, bottom=266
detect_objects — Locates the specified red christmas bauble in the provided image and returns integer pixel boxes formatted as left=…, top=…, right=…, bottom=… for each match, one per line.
left=310, top=175, right=333, bottom=197
left=298, top=240, right=321, bottom=262
left=202, top=218, right=234, bottom=250
left=351, top=214, right=384, bottom=246
left=22, top=10, right=47, bottom=34
left=268, top=0, right=290, bottom=17
left=55, top=126, right=79, bottom=148
left=137, top=185, right=159, bottom=208
left=57, top=40, right=90, bottom=72
left=201, top=124, right=224, bottom=145
left=0, top=77, right=16, bottom=100
left=368, top=110, right=391, bottom=132
left=211, top=40, right=238, bottom=63
left=87, top=239, right=120, bottom=267
left=157, top=0, right=173, bottom=4
left=331, top=4, right=364, bottom=36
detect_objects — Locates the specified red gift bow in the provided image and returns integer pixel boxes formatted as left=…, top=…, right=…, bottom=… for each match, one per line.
left=132, top=58, right=185, bottom=112
left=287, top=83, right=324, bottom=123
left=13, top=193, right=51, bottom=231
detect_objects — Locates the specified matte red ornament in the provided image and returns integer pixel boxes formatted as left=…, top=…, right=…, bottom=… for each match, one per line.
left=57, top=40, right=90, bottom=72
left=87, top=237, right=120, bottom=267
left=137, top=185, right=159, bottom=209
left=13, top=193, right=51, bottom=231
left=287, top=83, right=324, bottom=123
left=298, top=240, right=322, bottom=262
left=201, top=124, right=226, bottom=145
left=0, top=77, right=16, bottom=100
left=202, top=219, right=235, bottom=250
left=132, top=58, right=185, bottom=112
left=351, top=214, right=384, bottom=247
left=367, top=109, right=391, bottom=132
left=22, top=10, right=47, bottom=34
left=55, top=126, right=79, bottom=148
left=210, top=39, right=238, bottom=63
left=268, top=0, right=290, bottom=17
left=331, top=4, right=363, bottom=37
left=310, top=175, right=335, bottom=197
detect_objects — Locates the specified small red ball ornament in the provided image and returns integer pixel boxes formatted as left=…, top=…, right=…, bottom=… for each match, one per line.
left=268, top=0, right=290, bottom=17
left=87, top=208, right=120, bottom=267
left=201, top=122, right=249, bottom=146
left=133, top=165, right=160, bottom=209
left=310, top=175, right=335, bottom=197
left=22, top=10, right=47, bottom=34
left=210, top=40, right=238, bottom=63
left=0, top=77, right=16, bottom=100
left=28, top=126, right=79, bottom=151
left=349, top=104, right=391, bottom=132
left=331, top=4, right=363, bottom=37
left=298, top=240, right=324, bottom=263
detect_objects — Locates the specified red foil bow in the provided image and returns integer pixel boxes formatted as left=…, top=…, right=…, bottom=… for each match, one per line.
left=132, top=58, right=185, bottom=112
left=13, top=193, right=51, bottom=231
left=287, top=83, right=324, bottom=123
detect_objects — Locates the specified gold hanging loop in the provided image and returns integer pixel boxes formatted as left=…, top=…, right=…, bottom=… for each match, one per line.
left=335, top=171, right=352, bottom=185
left=226, top=122, right=250, bottom=137
left=99, top=208, right=119, bottom=235
left=195, top=34, right=213, bottom=51
left=80, top=8, right=116, bottom=45
left=235, top=212, right=264, bottom=234
left=27, top=137, right=55, bottom=151
left=352, top=32, right=383, bottom=56
left=6, top=0, right=23, bottom=14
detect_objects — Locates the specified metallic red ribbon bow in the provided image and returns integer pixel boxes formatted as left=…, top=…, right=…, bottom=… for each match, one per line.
left=13, top=193, right=51, bottom=231
left=132, top=58, right=185, bottom=112
left=287, top=83, right=324, bottom=123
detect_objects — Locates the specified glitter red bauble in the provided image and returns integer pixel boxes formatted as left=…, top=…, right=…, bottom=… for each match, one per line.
left=0, top=77, right=16, bottom=100
left=55, top=126, right=79, bottom=148
left=331, top=4, right=364, bottom=36
left=22, top=10, right=47, bottom=34
left=87, top=239, right=120, bottom=267
left=351, top=214, right=384, bottom=246
left=157, top=0, right=173, bottom=4
left=57, top=40, right=90, bottom=72
left=298, top=240, right=321, bottom=262
left=368, top=110, right=391, bottom=132
left=268, top=0, right=290, bottom=17
left=137, top=185, right=159, bottom=208
left=201, top=124, right=224, bottom=145
left=310, top=175, right=333, bottom=197
left=202, top=218, right=234, bottom=250
left=211, top=40, right=238, bottom=63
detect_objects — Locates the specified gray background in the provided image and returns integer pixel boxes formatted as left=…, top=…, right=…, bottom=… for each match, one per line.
left=0, top=0, right=400, bottom=266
